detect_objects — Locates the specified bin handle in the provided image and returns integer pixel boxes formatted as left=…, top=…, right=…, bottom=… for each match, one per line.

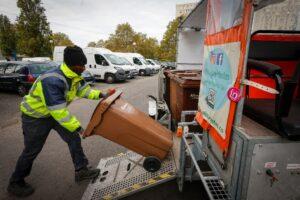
left=83, top=90, right=123, bottom=138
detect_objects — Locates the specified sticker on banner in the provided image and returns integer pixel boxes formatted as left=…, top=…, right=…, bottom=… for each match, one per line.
left=227, top=87, right=241, bottom=102
left=264, top=162, right=277, bottom=168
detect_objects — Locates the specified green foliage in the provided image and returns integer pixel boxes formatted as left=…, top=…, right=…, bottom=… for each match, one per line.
left=134, top=33, right=159, bottom=59
left=100, top=20, right=179, bottom=60
left=159, top=18, right=180, bottom=61
left=105, top=23, right=135, bottom=52
left=16, top=0, right=52, bottom=57
left=87, top=39, right=105, bottom=48
left=0, top=14, right=16, bottom=57
left=52, top=32, right=73, bottom=47
left=102, top=23, right=159, bottom=59
left=87, top=41, right=96, bottom=47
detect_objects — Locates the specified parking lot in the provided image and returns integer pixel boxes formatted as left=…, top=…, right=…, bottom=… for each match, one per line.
left=0, top=74, right=204, bottom=200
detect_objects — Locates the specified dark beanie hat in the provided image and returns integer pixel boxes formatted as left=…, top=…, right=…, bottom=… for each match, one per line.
left=64, top=45, right=87, bottom=67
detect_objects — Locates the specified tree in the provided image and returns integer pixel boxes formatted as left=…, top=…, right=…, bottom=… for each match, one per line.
left=103, top=23, right=160, bottom=59
left=87, top=41, right=96, bottom=47
left=87, top=39, right=105, bottom=48
left=16, top=0, right=52, bottom=57
left=52, top=32, right=73, bottom=47
left=134, top=33, right=159, bottom=59
left=96, top=39, right=105, bottom=48
left=159, top=18, right=180, bottom=61
left=105, top=23, right=135, bottom=52
left=0, top=14, right=16, bottom=57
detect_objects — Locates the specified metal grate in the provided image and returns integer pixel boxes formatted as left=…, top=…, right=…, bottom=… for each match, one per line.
left=82, top=151, right=176, bottom=200
left=105, top=152, right=136, bottom=167
left=205, top=178, right=231, bottom=200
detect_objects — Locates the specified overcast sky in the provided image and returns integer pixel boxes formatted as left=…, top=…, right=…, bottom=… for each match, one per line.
left=0, top=0, right=198, bottom=47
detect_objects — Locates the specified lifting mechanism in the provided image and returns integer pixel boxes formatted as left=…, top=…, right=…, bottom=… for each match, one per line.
left=83, top=0, right=300, bottom=199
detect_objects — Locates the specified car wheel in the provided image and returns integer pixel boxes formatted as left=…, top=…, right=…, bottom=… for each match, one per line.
left=17, top=85, right=27, bottom=96
left=139, top=70, right=146, bottom=76
left=105, top=74, right=115, bottom=84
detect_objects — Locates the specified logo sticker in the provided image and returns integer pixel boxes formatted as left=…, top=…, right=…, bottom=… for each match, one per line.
left=227, top=87, right=241, bottom=102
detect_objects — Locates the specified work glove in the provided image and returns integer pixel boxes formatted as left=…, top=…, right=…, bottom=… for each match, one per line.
left=99, top=88, right=116, bottom=99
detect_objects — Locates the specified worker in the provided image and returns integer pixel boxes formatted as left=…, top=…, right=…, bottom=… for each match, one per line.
left=7, top=46, right=115, bottom=197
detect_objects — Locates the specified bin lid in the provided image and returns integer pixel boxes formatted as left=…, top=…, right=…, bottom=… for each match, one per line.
left=169, top=70, right=201, bottom=88
left=83, top=90, right=123, bottom=138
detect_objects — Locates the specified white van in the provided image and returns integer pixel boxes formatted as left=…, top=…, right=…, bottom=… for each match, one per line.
left=53, top=46, right=65, bottom=64
left=22, top=57, right=51, bottom=62
left=116, top=52, right=154, bottom=76
left=53, top=46, right=130, bottom=83
left=146, top=59, right=161, bottom=73
left=112, top=52, right=138, bottom=79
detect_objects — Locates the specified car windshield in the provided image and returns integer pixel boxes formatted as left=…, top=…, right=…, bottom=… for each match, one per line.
left=138, top=57, right=149, bottom=65
left=120, top=57, right=132, bottom=65
left=153, top=60, right=161, bottom=65
left=104, top=54, right=125, bottom=65
left=29, top=62, right=58, bottom=74
left=147, top=60, right=154, bottom=65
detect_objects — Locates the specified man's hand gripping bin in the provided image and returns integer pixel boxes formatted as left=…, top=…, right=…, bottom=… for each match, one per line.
left=83, top=90, right=173, bottom=172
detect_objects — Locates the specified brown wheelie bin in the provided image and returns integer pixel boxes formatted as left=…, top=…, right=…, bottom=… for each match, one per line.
left=83, top=90, right=173, bottom=172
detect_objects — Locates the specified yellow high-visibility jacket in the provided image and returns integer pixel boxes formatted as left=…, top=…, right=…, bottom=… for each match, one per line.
left=20, top=63, right=101, bottom=132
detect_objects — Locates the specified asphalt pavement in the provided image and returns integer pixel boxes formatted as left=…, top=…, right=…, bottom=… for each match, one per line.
left=0, top=74, right=205, bottom=200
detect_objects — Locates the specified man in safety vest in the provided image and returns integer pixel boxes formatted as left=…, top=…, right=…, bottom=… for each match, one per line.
left=7, top=46, right=114, bottom=197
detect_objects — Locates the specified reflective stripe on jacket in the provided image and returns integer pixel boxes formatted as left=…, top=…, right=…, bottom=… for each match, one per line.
left=20, top=63, right=101, bottom=132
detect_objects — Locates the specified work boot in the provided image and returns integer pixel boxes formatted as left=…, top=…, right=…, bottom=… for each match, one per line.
left=7, top=180, right=35, bottom=197
left=75, top=166, right=100, bottom=182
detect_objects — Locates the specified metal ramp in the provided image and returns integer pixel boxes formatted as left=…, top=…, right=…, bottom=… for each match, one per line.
left=81, top=151, right=176, bottom=200
left=205, top=177, right=231, bottom=200
left=179, top=129, right=232, bottom=200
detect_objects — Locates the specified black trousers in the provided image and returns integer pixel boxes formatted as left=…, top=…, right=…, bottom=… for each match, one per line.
left=10, top=114, right=88, bottom=183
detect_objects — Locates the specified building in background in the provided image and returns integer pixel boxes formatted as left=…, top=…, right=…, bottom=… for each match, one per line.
left=176, top=2, right=197, bottom=18
left=252, top=0, right=300, bottom=31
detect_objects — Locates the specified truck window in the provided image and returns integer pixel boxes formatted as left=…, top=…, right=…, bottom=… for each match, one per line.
left=16, top=66, right=29, bottom=75
left=5, top=64, right=16, bottom=74
left=95, top=54, right=108, bottom=66
left=133, top=57, right=142, bottom=65
left=15, top=65, right=23, bottom=73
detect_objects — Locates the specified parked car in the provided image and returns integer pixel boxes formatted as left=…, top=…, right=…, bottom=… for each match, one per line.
left=81, top=70, right=95, bottom=85
left=116, top=53, right=154, bottom=76
left=146, top=59, right=161, bottom=73
left=0, top=61, right=58, bottom=96
left=161, top=61, right=176, bottom=70
left=113, top=52, right=138, bottom=79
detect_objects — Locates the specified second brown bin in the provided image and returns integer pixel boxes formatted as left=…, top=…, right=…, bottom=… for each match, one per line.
left=164, top=70, right=201, bottom=125
left=83, top=91, right=173, bottom=171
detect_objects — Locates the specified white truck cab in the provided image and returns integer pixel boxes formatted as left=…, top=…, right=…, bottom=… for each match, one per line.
left=53, top=46, right=129, bottom=83
left=83, top=47, right=130, bottom=83
left=146, top=59, right=161, bottom=73
left=116, top=52, right=154, bottom=76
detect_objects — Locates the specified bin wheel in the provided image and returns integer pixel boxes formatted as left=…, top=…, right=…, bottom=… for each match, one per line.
left=143, top=156, right=161, bottom=172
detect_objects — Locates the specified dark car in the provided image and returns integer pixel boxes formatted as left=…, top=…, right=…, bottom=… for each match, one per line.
left=0, top=61, right=58, bottom=96
left=81, top=70, right=95, bottom=85
left=161, top=61, right=176, bottom=70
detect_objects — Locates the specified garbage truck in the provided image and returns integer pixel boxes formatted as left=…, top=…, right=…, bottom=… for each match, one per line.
left=81, top=0, right=300, bottom=200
